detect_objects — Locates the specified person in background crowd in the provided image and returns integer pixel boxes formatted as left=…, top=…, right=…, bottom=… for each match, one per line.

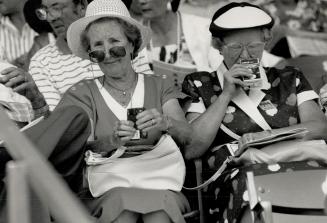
left=129, top=0, right=143, bottom=21
left=58, top=0, right=196, bottom=222
left=181, top=2, right=327, bottom=222
left=0, top=0, right=38, bottom=68
left=135, top=0, right=213, bottom=71
left=23, top=0, right=56, bottom=70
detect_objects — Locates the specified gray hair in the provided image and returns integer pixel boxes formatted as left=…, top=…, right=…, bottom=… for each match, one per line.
left=81, top=17, right=142, bottom=59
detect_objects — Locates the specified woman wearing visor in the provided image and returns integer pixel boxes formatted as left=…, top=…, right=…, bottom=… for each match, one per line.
left=182, top=2, right=327, bottom=222
left=55, top=0, right=195, bottom=222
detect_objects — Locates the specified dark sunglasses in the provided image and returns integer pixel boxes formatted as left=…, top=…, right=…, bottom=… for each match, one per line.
left=88, top=46, right=126, bottom=63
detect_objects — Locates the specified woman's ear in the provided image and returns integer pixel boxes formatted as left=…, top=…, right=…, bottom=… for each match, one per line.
left=262, top=28, right=273, bottom=46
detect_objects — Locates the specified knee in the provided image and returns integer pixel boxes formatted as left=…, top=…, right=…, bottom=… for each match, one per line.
left=70, top=106, right=90, bottom=129
left=113, top=210, right=139, bottom=223
left=54, top=105, right=90, bottom=130
left=142, top=211, right=171, bottom=223
left=57, top=105, right=88, bottom=121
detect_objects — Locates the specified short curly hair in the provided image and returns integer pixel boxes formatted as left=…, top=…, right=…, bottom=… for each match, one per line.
left=81, top=17, right=142, bottom=59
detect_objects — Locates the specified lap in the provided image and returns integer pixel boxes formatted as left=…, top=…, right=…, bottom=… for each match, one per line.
left=80, top=187, right=190, bottom=223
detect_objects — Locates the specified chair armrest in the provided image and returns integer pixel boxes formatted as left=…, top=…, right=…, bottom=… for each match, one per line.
left=194, top=158, right=205, bottom=223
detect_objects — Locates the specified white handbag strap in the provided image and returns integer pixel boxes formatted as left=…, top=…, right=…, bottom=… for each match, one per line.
left=183, top=158, right=230, bottom=190
left=220, top=124, right=241, bottom=140
left=231, top=88, right=271, bottom=131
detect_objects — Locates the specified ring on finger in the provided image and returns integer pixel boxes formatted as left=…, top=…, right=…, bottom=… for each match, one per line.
left=151, top=119, right=156, bottom=125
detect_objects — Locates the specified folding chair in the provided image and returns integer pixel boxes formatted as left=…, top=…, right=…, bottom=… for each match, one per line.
left=182, top=159, right=206, bottom=223
left=244, top=169, right=327, bottom=223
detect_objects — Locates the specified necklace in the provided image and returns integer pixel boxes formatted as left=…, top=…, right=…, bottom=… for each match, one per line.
left=102, top=74, right=138, bottom=97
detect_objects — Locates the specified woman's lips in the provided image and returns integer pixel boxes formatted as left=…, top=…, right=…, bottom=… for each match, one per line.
left=141, top=8, right=152, bottom=13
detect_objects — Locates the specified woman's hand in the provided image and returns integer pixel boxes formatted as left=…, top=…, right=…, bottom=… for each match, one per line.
left=135, top=108, right=170, bottom=133
left=87, top=121, right=136, bottom=154
left=223, top=64, right=252, bottom=96
left=113, top=120, right=137, bottom=145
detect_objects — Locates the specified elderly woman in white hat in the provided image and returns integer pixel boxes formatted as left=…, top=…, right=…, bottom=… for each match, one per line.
left=181, top=2, right=327, bottom=222
left=56, top=0, right=196, bottom=222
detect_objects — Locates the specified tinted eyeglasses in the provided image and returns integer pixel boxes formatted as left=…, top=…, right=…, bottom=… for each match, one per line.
left=35, top=4, right=68, bottom=21
left=88, top=46, right=127, bottom=63
left=223, top=42, right=265, bottom=58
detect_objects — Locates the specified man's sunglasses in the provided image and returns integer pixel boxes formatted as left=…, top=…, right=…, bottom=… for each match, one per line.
left=88, top=46, right=126, bottom=63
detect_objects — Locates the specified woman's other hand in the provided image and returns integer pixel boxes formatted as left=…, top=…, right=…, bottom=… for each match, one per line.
left=87, top=120, right=136, bottom=154
left=223, top=64, right=252, bottom=96
left=135, top=108, right=170, bottom=133
left=113, top=120, right=137, bottom=145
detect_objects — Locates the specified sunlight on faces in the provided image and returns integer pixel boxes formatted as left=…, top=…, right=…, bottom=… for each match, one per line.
left=86, top=20, right=134, bottom=79
left=221, top=28, right=266, bottom=69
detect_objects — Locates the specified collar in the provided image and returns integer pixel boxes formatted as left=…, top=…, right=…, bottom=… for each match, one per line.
left=216, top=62, right=270, bottom=107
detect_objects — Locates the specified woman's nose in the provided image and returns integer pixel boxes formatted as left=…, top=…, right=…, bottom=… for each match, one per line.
left=104, top=49, right=112, bottom=59
left=102, top=45, right=112, bottom=60
left=239, top=46, right=250, bottom=59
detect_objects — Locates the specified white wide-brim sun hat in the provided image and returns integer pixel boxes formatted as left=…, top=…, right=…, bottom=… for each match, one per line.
left=67, top=0, right=151, bottom=60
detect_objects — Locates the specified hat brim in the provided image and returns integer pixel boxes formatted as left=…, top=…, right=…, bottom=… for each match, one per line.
left=209, top=2, right=274, bottom=37
left=67, top=14, right=151, bottom=60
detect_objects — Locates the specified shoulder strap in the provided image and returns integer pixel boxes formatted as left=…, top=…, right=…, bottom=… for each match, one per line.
left=216, top=63, right=271, bottom=131
left=231, top=88, right=271, bottom=131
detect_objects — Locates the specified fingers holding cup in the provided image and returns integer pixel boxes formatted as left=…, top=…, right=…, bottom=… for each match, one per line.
left=114, top=120, right=136, bottom=142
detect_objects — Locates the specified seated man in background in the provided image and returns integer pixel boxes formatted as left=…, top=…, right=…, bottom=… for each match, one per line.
left=22, top=0, right=56, bottom=70
left=0, top=0, right=38, bottom=68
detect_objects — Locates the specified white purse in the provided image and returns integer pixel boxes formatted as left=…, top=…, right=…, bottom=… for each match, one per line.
left=85, top=134, right=186, bottom=198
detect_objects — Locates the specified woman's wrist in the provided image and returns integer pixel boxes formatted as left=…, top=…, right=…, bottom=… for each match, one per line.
left=220, top=91, right=233, bottom=102
left=162, top=115, right=173, bottom=134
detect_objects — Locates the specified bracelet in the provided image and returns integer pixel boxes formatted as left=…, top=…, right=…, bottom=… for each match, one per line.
left=163, top=115, right=173, bottom=134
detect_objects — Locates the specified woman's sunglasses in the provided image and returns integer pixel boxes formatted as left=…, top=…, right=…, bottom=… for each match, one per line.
left=88, top=46, right=126, bottom=63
